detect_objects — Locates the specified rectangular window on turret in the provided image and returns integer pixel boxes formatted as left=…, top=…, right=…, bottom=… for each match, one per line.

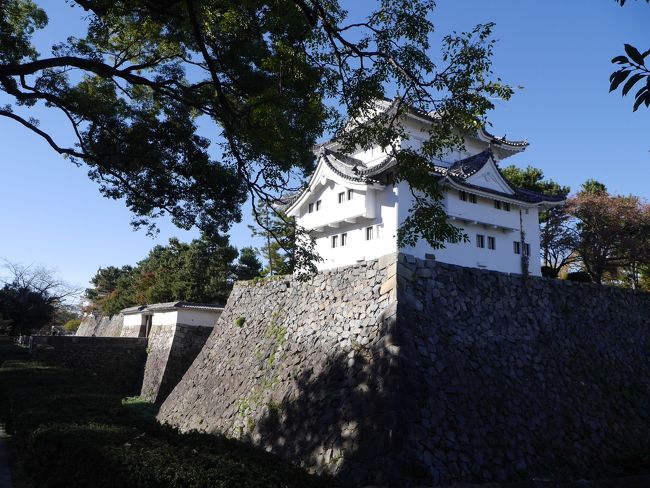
left=316, top=200, right=321, bottom=211
left=338, top=192, right=345, bottom=203
left=331, top=235, right=338, bottom=248
left=476, top=234, right=485, bottom=248
left=469, top=194, right=477, bottom=204
left=365, top=226, right=373, bottom=240
left=524, top=243, right=530, bottom=256
left=503, top=202, right=511, bottom=211
left=513, top=241, right=521, bottom=254
left=494, top=200, right=501, bottom=210
left=341, top=233, right=347, bottom=246
left=459, top=190, right=467, bottom=201
left=308, top=203, right=314, bottom=213
left=487, top=236, right=496, bottom=250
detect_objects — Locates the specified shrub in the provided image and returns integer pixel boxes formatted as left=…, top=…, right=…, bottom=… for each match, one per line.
left=566, top=271, right=593, bottom=283
left=0, top=340, right=341, bottom=488
left=63, top=318, right=82, bottom=333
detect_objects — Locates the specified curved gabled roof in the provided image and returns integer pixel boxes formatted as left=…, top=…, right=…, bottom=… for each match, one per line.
left=476, top=127, right=529, bottom=148
left=304, top=147, right=397, bottom=184
left=438, top=149, right=565, bottom=206
left=447, top=149, right=497, bottom=179
left=284, top=148, right=386, bottom=216
left=286, top=147, right=564, bottom=215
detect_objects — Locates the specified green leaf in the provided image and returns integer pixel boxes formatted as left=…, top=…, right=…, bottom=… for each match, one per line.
left=609, top=69, right=631, bottom=92
left=622, top=73, right=645, bottom=96
left=633, top=86, right=648, bottom=112
left=624, top=44, right=645, bottom=65
left=611, top=55, right=629, bottom=64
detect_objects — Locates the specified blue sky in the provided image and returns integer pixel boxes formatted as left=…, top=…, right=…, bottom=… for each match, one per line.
left=0, top=0, right=648, bottom=291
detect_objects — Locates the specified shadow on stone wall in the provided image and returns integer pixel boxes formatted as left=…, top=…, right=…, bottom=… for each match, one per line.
left=253, top=341, right=408, bottom=486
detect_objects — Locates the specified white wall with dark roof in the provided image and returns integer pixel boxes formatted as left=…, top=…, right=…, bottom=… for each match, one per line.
left=401, top=189, right=542, bottom=276
left=293, top=114, right=549, bottom=276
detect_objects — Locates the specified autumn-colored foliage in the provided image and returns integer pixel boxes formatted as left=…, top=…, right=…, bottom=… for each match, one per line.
left=565, top=192, right=650, bottom=286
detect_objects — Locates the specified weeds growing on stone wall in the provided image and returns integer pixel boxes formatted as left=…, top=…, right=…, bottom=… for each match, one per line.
left=232, top=308, right=288, bottom=439
left=0, top=337, right=341, bottom=488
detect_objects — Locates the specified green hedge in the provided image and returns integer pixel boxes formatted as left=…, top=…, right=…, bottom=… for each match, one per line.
left=0, top=339, right=342, bottom=488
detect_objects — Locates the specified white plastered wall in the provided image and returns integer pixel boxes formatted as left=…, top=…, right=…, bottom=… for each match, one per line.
left=176, top=309, right=221, bottom=327
left=399, top=188, right=542, bottom=276
left=123, top=313, right=146, bottom=327
left=309, top=181, right=399, bottom=270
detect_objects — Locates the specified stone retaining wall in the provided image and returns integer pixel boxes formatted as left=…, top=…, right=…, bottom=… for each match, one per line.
left=30, top=336, right=147, bottom=394
left=76, top=314, right=124, bottom=337
left=394, top=255, right=650, bottom=485
left=158, top=255, right=399, bottom=485
left=158, top=253, right=650, bottom=486
left=140, top=323, right=213, bottom=403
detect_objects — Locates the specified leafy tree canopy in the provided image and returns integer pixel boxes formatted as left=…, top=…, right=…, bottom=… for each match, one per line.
left=234, top=247, right=263, bottom=281
left=0, top=261, right=79, bottom=335
left=0, top=0, right=513, bottom=270
left=249, top=202, right=317, bottom=276
left=579, top=179, right=608, bottom=195
left=63, top=318, right=82, bottom=333
left=87, top=234, right=261, bottom=315
left=565, top=190, right=650, bottom=286
left=500, top=165, right=570, bottom=196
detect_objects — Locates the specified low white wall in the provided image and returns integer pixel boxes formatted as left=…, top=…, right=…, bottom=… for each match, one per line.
left=123, top=313, right=146, bottom=327
left=152, top=311, right=179, bottom=327
left=176, top=309, right=221, bottom=327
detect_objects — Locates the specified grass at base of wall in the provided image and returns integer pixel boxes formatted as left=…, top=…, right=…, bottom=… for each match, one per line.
left=0, top=337, right=343, bottom=488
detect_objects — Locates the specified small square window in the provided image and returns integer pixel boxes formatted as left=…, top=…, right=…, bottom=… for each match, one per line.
left=476, top=234, right=485, bottom=248
left=365, top=226, right=373, bottom=241
left=341, top=233, right=347, bottom=246
left=494, top=200, right=501, bottom=210
left=513, top=241, right=521, bottom=255
left=308, top=203, right=314, bottom=213
left=503, top=202, right=511, bottom=212
left=459, top=190, right=467, bottom=202
left=331, top=235, right=338, bottom=248
left=347, top=189, right=353, bottom=200
left=487, top=236, right=495, bottom=250
left=316, top=200, right=321, bottom=211
left=469, top=194, right=477, bottom=204
left=338, top=192, right=345, bottom=204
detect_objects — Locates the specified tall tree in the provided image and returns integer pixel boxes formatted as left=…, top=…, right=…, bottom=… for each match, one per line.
left=501, top=165, right=570, bottom=196
left=539, top=208, right=578, bottom=278
left=0, top=261, right=79, bottom=335
left=86, top=234, right=241, bottom=313
left=86, top=265, right=137, bottom=315
left=565, top=191, right=650, bottom=285
left=0, top=0, right=512, bottom=269
left=579, top=179, right=608, bottom=195
left=234, top=247, right=263, bottom=281
left=248, top=202, right=312, bottom=276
